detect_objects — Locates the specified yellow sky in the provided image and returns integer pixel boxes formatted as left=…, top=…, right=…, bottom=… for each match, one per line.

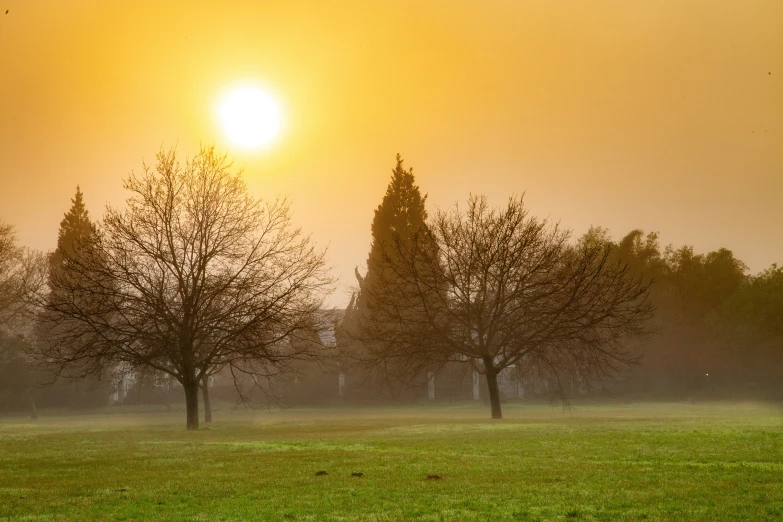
left=1, top=0, right=781, bottom=304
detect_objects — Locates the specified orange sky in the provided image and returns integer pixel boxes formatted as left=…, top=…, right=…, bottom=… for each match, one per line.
left=1, top=0, right=781, bottom=305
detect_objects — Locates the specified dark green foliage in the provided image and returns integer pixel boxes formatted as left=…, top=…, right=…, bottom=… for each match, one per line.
left=721, top=264, right=783, bottom=391
left=582, top=227, right=782, bottom=398
left=0, top=332, right=38, bottom=416
left=49, top=186, right=98, bottom=284
left=350, top=153, right=429, bottom=323
left=340, top=155, right=433, bottom=390
left=728, top=264, right=783, bottom=338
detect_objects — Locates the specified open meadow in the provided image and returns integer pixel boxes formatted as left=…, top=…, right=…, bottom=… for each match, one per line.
left=1, top=401, right=782, bottom=521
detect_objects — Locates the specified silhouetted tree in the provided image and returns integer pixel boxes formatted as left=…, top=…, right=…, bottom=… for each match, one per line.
left=48, top=186, right=99, bottom=286
left=0, top=223, right=46, bottom=417
left=340, top=154, right=437, bottom=392
left=603, top=229, right=758, bottom=396
left=0, top=222, right=45, bottom=329
left=730, top=264, right=783, bottom=338
left=358, top=195, right=652, bottom=418
left=0, top=332, right=40, bottom=418
left=0, top=222, right=25, bottom=327
left=722, top=263, right=783, bottom=394
left=654, top=245, right=747, bottom=391
left=34, top=146, right=333, bottom=429
left=33, top=187, right=110, bottom=405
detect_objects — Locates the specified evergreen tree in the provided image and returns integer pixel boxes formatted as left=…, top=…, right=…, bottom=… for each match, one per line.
left=49, top=186, right=98, bottom=285
left=357, top=153, right=429, bottom=311
left=40, top=186, right=109, bottom=407
left=341, top=155, right=434, bottom=388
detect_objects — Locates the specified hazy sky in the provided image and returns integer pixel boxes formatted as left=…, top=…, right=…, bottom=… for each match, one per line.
left=1, top=1, right=781, bottom=305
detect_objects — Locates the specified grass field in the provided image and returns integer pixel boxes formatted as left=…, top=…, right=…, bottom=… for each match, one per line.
left=1, top=401, right=781, bottom=521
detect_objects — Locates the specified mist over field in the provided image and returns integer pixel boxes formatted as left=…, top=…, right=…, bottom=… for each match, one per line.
left=2, top=402, right=782, bottom=520
left=1, top=1, right=781, bottom=520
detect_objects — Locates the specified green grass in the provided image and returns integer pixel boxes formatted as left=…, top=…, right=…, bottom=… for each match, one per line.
left=1, top=401, right=782, bottom=521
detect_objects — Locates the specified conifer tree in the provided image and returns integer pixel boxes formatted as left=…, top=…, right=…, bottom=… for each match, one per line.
left=356, top=154, right=429, bottom=313
left=49, top=186, right=98, bottom=285
left=40, top=187, right=105, bottom=405
left=342, top=155, right=437, bottom=391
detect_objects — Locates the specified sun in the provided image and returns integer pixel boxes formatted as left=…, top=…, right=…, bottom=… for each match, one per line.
left=217, top=85, right=282, bottom=150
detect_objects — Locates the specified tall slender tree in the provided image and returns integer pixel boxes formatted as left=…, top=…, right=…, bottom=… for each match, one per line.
left=49, top=186, right=98, bottom=285
left=340, top=155, right=436, bottom=391
left=36, top=187, right=109, bottom=406
left=360, top=154, right=430, bottom=305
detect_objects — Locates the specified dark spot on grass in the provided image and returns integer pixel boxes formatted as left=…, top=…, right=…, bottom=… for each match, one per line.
left=314, top=470, right=328, bottom=476
left=116, top=488, right=127, bottom=493
left=565, top=509, right=581, bottom=518
left=351, top=472, right=364, bottom=477
left=426, top=474, right=441, bottom=480
left=283, top=515, right=294, bottom=520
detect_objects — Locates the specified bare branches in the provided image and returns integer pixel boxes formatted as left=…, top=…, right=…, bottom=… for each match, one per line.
left=352, top=194, right=652, bottom=418
left=34, top=146, right=333, bottom=429
left=0, top=222, right=47, bottom=331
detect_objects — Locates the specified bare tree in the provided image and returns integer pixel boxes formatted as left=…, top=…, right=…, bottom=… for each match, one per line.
left=355, top=195, right=652, bottom=418
left=35, top=146, right=333, bottom=429
left=0, top=222, right=47, bottom=419
left=0, top=222, right=46, bottom=329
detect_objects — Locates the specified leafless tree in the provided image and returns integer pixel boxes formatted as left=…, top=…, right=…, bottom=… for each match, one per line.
left=0, top=222, right=47, bottom=330
left=34, top=146, right=333, bottom=429
left=355, top=195, right=652, bottom=418
left=0, top=222, right=47, bottom=418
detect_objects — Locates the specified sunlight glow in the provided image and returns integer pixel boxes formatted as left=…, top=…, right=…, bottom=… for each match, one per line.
left=217, top=85, right=282, bottom=150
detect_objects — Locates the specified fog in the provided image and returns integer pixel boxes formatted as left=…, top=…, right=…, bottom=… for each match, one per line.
left=1, top=3, right=781, bottom=520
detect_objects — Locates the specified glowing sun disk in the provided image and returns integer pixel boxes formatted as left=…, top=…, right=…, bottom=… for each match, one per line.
left=218, top=86, right=282, bottom=149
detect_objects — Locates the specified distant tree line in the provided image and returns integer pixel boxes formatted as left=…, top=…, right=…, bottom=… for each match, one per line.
left=339, top=156, right=783, bottom=416
left=0, top=150, right=780, bottom=426
left=592, top=228, right=783, bottom=398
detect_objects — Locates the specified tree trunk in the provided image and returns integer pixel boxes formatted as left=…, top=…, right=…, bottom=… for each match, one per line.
left=483, top=356, right=503, bottom=419
left=201, top=375, right=212, bottom=425
left=165, top=378, right=171, bottom=413
left=184, top=379, right=200, bottom=430
left=26, top=388, right=38, bottom=420
left=69, top=381, right=77, bottom=408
